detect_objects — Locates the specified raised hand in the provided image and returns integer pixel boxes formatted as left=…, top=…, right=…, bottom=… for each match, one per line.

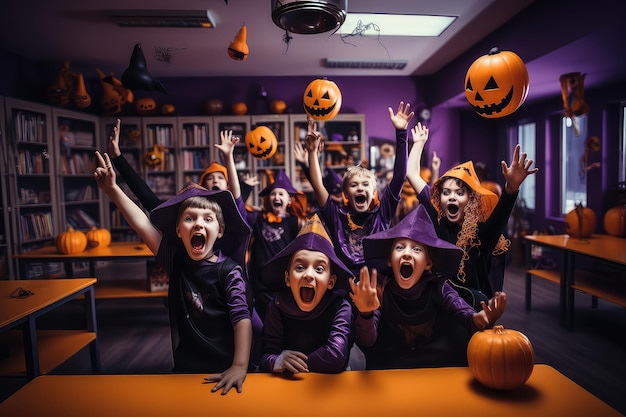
left=293, top=140, right=309, bottom=166
left=349, top=267, right=380, bottom=314
left=93, top=151, right=116, bottom=189
left=304, top=118, right=323, bottom=154
left=215, top=129, right=239, bottom=156
left=501, top=144, right=539, bottom=194
left=387, top=101, right=415, bottom=130
left=108, top=118, right=122, bottom=158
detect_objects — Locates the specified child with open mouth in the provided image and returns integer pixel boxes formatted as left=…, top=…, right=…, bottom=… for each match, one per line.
left=350, top=204, right=507, bottom=370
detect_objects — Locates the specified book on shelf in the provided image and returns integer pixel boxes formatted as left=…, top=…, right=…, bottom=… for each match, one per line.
left=14, top=111, right=46, bottom=143
left=19, top=187, right=51, bottom=205
left=17, top=149, right=50, bottom=174
left=20, top=212, right=54, bottom=241
left=65, top=185, right=97, bottom=201
left=66, top=209, right=99, bottom=230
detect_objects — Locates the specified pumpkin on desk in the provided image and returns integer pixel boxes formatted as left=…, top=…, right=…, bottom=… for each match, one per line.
left=86, top=226, right=111, bottom=248
left=467, top=325, right=535, bottom=390
left=603, top=205, right=626, bottom=237
left=565, top=203, right=597, bottom=238
left=56, top=227, right=88, bottom=254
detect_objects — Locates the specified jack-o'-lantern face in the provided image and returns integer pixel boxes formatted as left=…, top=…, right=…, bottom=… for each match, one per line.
left=465, top=47, right=529, bottom=118
left=303, top=78, right=342, bottom=121
left=136, top=97, right=157, bottom=116
left=245, top=126, right=277, bottom=160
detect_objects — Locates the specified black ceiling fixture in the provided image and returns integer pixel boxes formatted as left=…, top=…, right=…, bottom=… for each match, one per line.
left=271, top=0, right=347, bottom=35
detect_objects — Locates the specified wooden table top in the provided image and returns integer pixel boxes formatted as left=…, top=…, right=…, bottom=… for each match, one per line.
left=13, top=242, right=154, bottom=261
left=0, top=365, right=621, bottom=417
left=0, top=278, right=97, bottom=329
left=524, top=234, right=626, bottom=266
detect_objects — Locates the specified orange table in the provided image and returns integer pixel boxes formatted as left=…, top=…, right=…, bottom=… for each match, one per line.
left=0, top=278, right=99, bottom=379
left=524, top=234, right=626, bottom=330
left=0, top=365, right=621, bottom=417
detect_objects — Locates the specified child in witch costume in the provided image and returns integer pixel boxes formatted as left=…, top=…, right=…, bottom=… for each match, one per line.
left=94, top=151, right=255, bottom=395
left=305, top=101, right=414, bottom=278
left=243, top=170, right=308, bottom=320
left=407, top=124, right=538, bottom=310
left=259, top=214, right=354, bottom=374
left=350, top=205, right=507, bottom=370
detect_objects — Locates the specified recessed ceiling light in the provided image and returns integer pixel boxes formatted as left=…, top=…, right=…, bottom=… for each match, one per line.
left=340, top=14, right=456, bottom=37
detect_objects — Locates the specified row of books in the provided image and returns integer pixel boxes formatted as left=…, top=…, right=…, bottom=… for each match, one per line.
left=17, top=149, right=50, bottom=174
left=14, top=111, right=46, bottom=143
left=182, top=124, right=210, bottom=146
left=66, top=209, right=99, bottom=230
left=145, top=126, right=175, bottom=147
left=18, top=187, right=52, bottom=205
left=182, top=149, right=211, bottom=170
left=20, top=211, right=54, bottom=241
left=61, top=152, right=96, bottom=175
left=64, top=185, right=97, bottom=201
left=145, top=153, right=176, bottom=171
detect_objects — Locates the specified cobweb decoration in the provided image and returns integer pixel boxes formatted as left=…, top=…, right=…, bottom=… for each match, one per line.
left=154, top=46, right=187, bottom=66
left=339, top=20, right=391, bottom=59
left=282, top=30, right=293, bottom=54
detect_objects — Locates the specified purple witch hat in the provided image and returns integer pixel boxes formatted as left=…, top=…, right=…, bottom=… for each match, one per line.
left=323, top=167, right=343, bottom=195
left=260, top=214, right=354, bottom=290
left=149, top=183, right=251, bottom=269
left=363, top=204, right=462, bottom=278
left=259, top=170, right=299, bottom=196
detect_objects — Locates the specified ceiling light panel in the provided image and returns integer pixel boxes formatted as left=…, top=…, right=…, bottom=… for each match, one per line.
left=106, top=10, right=216, bottom=28
left=340, top=14, right=456, bottom=37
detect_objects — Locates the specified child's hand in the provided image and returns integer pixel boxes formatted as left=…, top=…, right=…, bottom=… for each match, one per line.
left=387, top=101, right=415, bottom=130
left=501, top=144, right=539, bottom=194
left=204, top=364, right=247, bottom=395
left=293, top=140, right=309, bottom=165
left=108, top=118, right=122, bottom=158
left=93, top=151, right=116, bottom=189
left=215, top=130, right=238, bottom=156
left=349, top=267, right=380, bottom=313
left=273, top=350, right=309, bottom=374
left=242, top=173, right=259, bottom=188
left=475, top=291, right=507, bottom=329
left=410, top=122, right=429, bottom=146
left=431, top=151, right=440, bottom=172
left=304, top=118, right=323, bottom=154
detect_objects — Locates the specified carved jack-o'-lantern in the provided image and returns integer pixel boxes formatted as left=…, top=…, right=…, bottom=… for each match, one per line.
left=97, top=68, right=133, bottom=115
left=136, top=97, right=157, bottom=116
left=303, top=78, right=342, bottom=121
left=465, top=47, right=529, bottom=118
left=245, top=126, right=277, bottom=160
left=228, top=23, right=249, bottom=61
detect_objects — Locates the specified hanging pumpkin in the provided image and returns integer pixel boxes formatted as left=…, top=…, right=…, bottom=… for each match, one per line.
left=232, top=102, right=248, bottom=115
left=603, top=205, right=626, bottom=237
left=72, top=73, right=92, bottom=109
left=464, top=47, right=529, bottom=118
left=56, top=227, right=88, bottom=254
left=228, top=23, right=249, bottom=61
left=564, top=203, right=597, bottom=238
left=86, top=226, right=111, bottom=248
left=467, top=325, right=535, bottom=390
left=245, top=126, right=278, bottom=160
left=135, top=97, right=157, bottom=116
left=97, top=68, right=133, bottom=115
left=303, top=77, right=342, bottom=121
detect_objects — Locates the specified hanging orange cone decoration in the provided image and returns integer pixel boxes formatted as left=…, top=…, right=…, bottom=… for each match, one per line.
left=72, top=73, right=92, bottom=109
left=228, top=23, right=249, bottom=61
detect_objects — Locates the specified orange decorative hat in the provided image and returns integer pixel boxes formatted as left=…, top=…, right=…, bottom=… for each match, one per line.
left=199, top=160, right=228, bottom=187
left=432, top=161, right=499, bottom=219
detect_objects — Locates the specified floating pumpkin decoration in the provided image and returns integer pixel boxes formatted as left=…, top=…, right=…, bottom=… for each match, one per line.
left=135, top=97, right=157, bottom=116
left=467, top=325, right=535, bottom=390
left=86, top=226, right=111, bottom=248
left=245, top=126, right=277, bottom=160
left=232, top=102, right=248, bottom=115
left=303, top=77, right=342, bottom=121
left=72, top=73, right=92, bottom=109
left=269, top=99, right=287, bottom=114
left=565, top=203, right=597, bottom=238
left=603, top=205, right=626, bottom=237
left=228, top=23, right=249, bottom=61
left=161, top=103, right=176, bottom=115
left=204, top=99, right=224, bottom=115
left=97, top=68, right=133, bottom=115
left=56, top=227, right=88, bottom=254
left=465, top=47, right=529, bottom=118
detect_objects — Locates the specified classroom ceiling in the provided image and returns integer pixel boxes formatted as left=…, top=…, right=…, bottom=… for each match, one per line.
left=0, top=0, right=536, bottom=78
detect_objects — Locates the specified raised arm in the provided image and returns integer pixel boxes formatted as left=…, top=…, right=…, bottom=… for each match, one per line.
left=406, top=122, right=430, bottom=194
left=94, top=151, right=162, bottom=253
left=215, top=129, right=241, bottom=199
left=305, top=118, right=329, bottom=207
left=387, top=102, right=414, bottom=196
left=501, top=144, right=539, bottom=195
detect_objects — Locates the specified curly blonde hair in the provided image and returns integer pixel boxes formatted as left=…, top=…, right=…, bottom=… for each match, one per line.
left=431, top=178, right=510, bottom=282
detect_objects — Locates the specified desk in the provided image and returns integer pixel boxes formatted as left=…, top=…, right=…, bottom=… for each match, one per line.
left=0, top=278, right=99, bottom=379
left=0, top=365, right=621, bottom=417
left=524, top=234, right=626, bottom=330
left=13, top=242, right=164, bottom=298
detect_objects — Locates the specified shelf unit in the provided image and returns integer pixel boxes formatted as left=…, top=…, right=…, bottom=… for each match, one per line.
left=4, top=97, right=62, bottom=278
left=212, top=115, right=252, bottom=203
left=178, top=116, right=213, bottom=185
left=101, top=117, right=143, bottom=242
left=0, top=98, right=14, bottom=279
left=142, top=117, right=179, bottom=201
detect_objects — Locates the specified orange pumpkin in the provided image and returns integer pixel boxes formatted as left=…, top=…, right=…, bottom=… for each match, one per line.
left=603, top=205, right=626, bottom=237
left=86, top=226, right=111, bottom=248
left=161, top=103, right=175, bottom=115
left=56, top=227, right=88, bottom=254
left=467, top=325, right=535, bottom=390
left=135, top=97, right=157, bottom=116
left=565, top=203, right=597, bottom=238
left=204, top=99, right=224, bottom=115
left=245, top=126, right=277, bottom=160
left=269, top=99, right=287, bottom=114
left=228, top=23, right=249, bottom=61
left=232, top=102, right=248, bottom=115
left=303, top=78, right=342, bottom=121
left=465, top=47, right=529, bottom=118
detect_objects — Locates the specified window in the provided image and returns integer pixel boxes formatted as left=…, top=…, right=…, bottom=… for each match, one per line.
left=561, top=116, right=588, bottom=215
left=517, top=122, right=536, bottom=209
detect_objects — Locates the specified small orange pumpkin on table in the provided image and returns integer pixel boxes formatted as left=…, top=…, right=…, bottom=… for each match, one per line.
left=565, top=203, right=597, bottom=238
left=56, top=227, right=88, bottom=254
left=86, top=226, right=111, bottom=249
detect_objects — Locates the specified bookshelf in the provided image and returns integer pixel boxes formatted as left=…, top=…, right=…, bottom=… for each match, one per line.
left=3, top=98, right=62, bottom=278
left=142, top=117, right=178, bottom=200
left=0, top=98, right=14, bottom=278
left=178, top=117, right=213, bottom=185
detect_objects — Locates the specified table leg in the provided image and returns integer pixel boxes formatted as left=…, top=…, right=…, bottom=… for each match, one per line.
left=562, top=251, right=575, bottom=331
left=23, top=316, right=40, bottom=379
left=83, top=286, right=101, bottom=373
